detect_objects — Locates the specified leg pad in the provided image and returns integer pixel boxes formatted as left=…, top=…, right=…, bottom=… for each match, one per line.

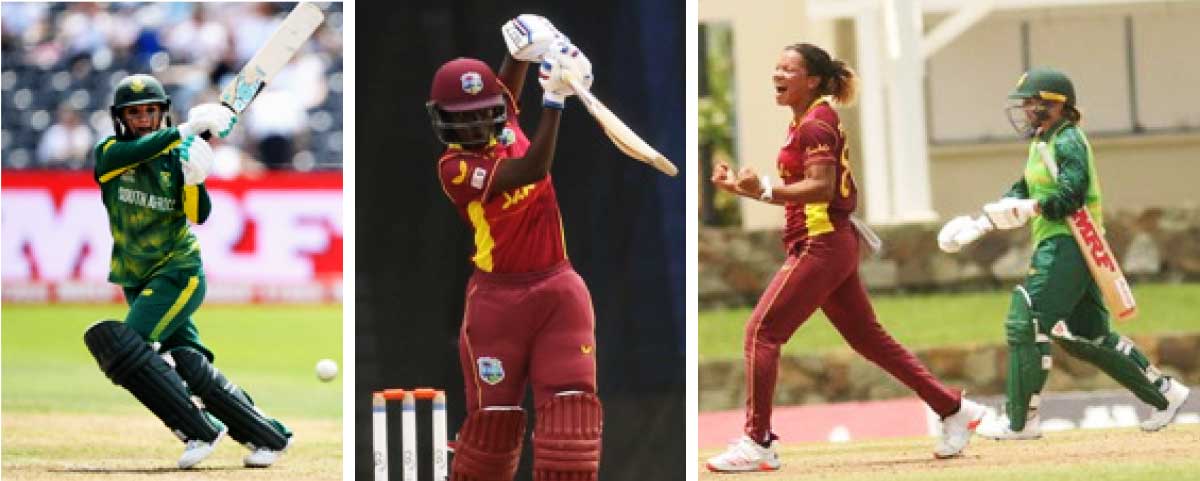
left=533, top=392, right=602, bottom=481
left=171, top=347, right=290, bottom=450
left=450, top=407, right=526, bottom=481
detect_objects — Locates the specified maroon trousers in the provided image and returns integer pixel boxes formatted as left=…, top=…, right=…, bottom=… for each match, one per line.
left=743, top=226, right=961, bottom=442
left=458, top=260, right=597, bottom=413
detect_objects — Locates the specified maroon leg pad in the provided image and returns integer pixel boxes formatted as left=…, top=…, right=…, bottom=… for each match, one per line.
left=533, top=392, right=603, bottom=481
left=450, top=407, right=526, bottom=481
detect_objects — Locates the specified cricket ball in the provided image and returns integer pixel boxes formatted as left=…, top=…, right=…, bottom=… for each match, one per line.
left=315, top=358, right=338, bottom=382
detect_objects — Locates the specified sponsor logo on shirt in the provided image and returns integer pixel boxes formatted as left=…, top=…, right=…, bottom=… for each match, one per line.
left=501, top=184, right=536, bottom=210
left=471, top=167, right=487, bottom=189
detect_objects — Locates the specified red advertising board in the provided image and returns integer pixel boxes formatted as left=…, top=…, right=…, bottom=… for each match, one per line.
left=2, top=170, right=342, bottom=303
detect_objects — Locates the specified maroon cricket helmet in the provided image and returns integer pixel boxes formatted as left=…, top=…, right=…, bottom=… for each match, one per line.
left=427, top=58, right=508, bottom=146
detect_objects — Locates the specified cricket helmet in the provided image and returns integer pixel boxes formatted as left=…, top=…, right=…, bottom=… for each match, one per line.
left=1009, top=67, right=1075, bottom=106
left=1006, top=67, right=1075, bottom=138
left=110, top=74, right=173, bottom=138
left=426, top=58, right=507, bottom=146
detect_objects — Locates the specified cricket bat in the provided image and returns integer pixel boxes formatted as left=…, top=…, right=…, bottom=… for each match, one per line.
left=202, top=2, right=324, bottom=138
left=563, top=75, right=678, bottom=177
left=1036, top=142, right=1137, bottom=321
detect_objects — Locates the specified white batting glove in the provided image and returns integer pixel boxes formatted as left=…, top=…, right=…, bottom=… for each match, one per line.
left=178, top=103, right=237, bottom=139
left=501, top=14, right=567, bottom=62
left=538, top=42, right=593, bottom=109
left=938, top=215, right=993, bottom=253
left=983, top=197, right=1039, bottom=230
left=179, top=135, right=214, bottom=186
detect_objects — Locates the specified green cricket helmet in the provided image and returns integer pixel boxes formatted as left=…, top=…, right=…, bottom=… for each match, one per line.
left=110, top=74, right=173, bottom=138
left=1006, top=67, right=1075, bottom=138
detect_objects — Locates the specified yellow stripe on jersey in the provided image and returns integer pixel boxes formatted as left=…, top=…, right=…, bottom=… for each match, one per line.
left=149, top=275, right=199, bottom=341
left=183, top=185, right=200, bottom=223
left=805, top=203, right=834, bottom=237
left=467, top=201, right=495, bottom=272
left=451, top=161, right=468, bottom=185
left=97, top=139, right=183, bottom=183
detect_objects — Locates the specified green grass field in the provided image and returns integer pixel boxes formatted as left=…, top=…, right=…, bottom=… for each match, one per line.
left=2, top=303, right=342, bottom=480
left=699, top=425, right=1200, bottom=481
left=700, top=282, right=1200, bottom=360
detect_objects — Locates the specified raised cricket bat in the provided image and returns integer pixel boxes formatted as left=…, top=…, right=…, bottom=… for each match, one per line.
left=563, top=75, right=678, bottom=176
left=203, top=2, right=324, bottom=138
left=1036, top=142, right=1137, bottom=321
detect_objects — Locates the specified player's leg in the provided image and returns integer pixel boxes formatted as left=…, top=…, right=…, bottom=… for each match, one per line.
left=99, top=271, right=227, bottom=468
left=452, top=277, right=531, bottom=481
left=708, top=250, right=842, bottom=472
left=169, top=343, right=293, bottom=467
left=1051, top=280, right=1186, bottom=431
left=820, top=270, right=983, bottom=458
left=83, top=319, right=226, bottom=468
left=526, top=267, right=601, bottom=481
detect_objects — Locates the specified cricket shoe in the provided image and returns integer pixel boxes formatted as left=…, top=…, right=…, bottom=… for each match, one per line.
left=934, top=398, right=986, bottom=458
left=244, top=436, right=294, bottom=468
left=1141, top=378, right=1191, bottom=432
left=976, top=412, right=1042, bottom=440
left=705, top=435, right=781, bottom=472
left=178, top=427, right=227, bottom=469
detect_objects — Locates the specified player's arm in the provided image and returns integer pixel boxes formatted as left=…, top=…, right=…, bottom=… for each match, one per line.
left=489, top=109, right=562, bottom=194
left=182, top=184, right=212, bottom=224
left=498, top=54, right=530, bottom=102
left=94, top=129, right=181, bottom=183
left=1037, top=138, right=1089, bottom=221
left=718, top=162, right=834, bottom=205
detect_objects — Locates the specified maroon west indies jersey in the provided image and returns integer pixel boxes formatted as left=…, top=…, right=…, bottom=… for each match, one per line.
left=777, top=97, right=858, bottom=252
left=437, top=101, right=567, bottom=274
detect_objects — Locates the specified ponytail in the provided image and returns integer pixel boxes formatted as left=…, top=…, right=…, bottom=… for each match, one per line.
left=785, top=43, right=858, bottom=106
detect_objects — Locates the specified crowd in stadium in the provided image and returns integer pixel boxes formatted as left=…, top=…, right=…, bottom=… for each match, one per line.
left=1, top=2, right=344, bottom=176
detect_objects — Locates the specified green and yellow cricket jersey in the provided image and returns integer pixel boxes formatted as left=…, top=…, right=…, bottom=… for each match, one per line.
left=93, top=128, right=211, bottom=287
left=1004, top=119, right=1103, bottom=244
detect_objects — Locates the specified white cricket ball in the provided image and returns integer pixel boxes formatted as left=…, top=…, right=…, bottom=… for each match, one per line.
left=315, top=358, right=338, bottom=382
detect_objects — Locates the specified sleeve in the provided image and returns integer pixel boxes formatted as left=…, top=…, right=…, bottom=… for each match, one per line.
left=1037, top=136, right=1090, bottom=221
left=794, top=122, right=838, bottom=167
left=94, top=128, right=183, bottom=183
left=1003, top=177, right=1030, bottom=199
left=437, top=153, right=492, bottom=206
left=183, top=184, right=212, bottom=224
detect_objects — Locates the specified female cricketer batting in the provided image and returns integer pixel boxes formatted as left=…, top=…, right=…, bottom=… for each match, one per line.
left=425, top=15, right=603, bottom=481
left=83, top=74, right=292, bottom=469
left=704, top=43, right=986, bottom=472
left=938, top=67, right=1190, bottom=439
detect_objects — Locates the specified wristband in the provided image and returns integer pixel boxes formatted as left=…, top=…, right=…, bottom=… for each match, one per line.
left=758, top=175, right=774, bottom=202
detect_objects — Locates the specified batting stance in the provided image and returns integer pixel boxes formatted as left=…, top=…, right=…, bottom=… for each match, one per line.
left=938, top=68, right=1190, bottom=439
left=84, top=74, right=292, bottom=468
left=426, top=15, right=602, bottom=481
left=706, top=43, right=986, bottom=472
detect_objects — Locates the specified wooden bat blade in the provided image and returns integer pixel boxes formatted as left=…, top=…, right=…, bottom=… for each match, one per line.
left=1036, top=142, right=1137, bottom=321
left=565, top=76, right=678, bottom=176
left=219, top=2, right=325, bottom=113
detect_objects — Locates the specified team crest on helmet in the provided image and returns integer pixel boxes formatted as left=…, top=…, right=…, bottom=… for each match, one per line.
left=498, top=127, right=516, bottom=146
left=477, top=356, right=505, bottom=385
left=131, top=77, right=146, bottom=93
left=461, top=72, right=484, bottom=95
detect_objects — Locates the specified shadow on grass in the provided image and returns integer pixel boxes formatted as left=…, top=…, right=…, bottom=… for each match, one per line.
left=50, top=466, right=245, bottom=474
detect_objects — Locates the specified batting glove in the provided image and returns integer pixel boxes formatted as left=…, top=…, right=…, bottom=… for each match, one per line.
left=983, top=197, right=1039, bottom=230
left=179, top=103, right=237, bottom=139
left=938, top=215, right=993, bottom=253
left=538, top=42, right=593, bottom=109
left=501, top=14, right=568, bottom=62
left=179, top=135, right=214, bottom=186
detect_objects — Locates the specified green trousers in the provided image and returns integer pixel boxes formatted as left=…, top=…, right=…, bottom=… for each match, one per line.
left=123, top=267, right=212, bottom=360
left=1004, top=235, right=1168, bottom=429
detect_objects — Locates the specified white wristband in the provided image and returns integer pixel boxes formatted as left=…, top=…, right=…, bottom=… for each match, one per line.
left=758, top=175, right=774, bottom=202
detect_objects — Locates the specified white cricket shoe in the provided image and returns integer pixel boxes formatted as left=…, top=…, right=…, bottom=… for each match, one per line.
left=244, top=436, right=294, bottom=468
left=178, top=427, right=227, bottom=469
left=934, top=399, right=986, bottom=458
left=1141, top=378, right=1191, bottom=432
left=977, top=412, right=1042, bottom=440
left=705, top=435, right=781, bottom=473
